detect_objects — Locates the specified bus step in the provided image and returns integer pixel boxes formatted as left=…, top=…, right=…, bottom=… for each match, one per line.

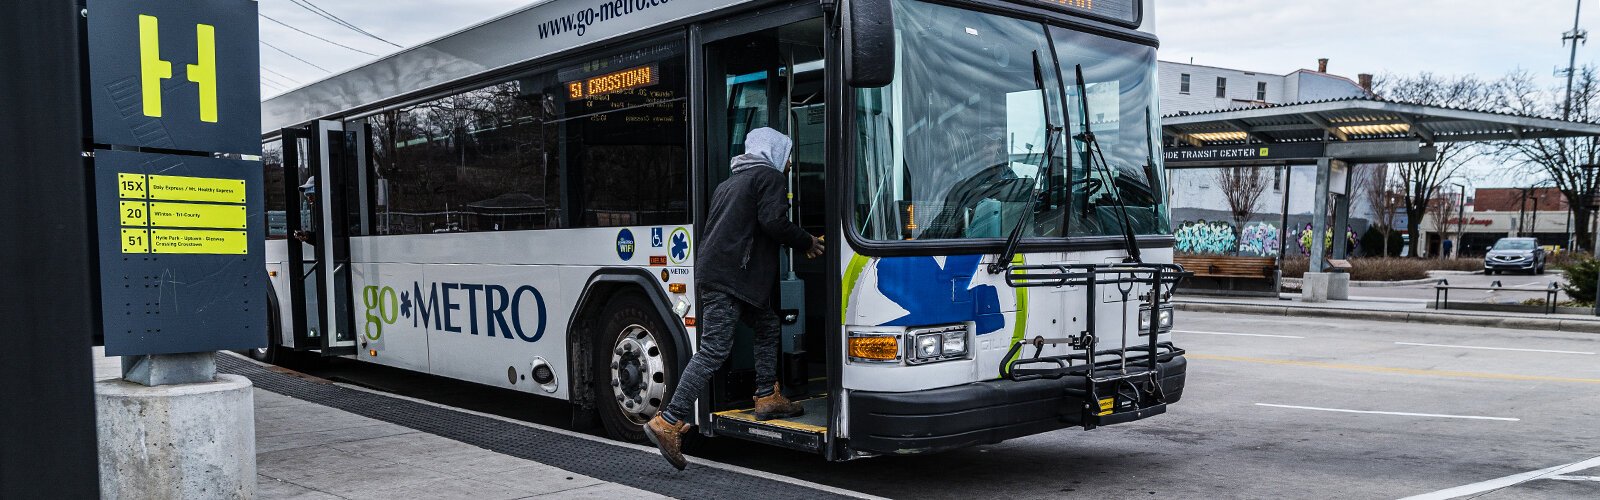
left=711, top=398, right=827, bottom=454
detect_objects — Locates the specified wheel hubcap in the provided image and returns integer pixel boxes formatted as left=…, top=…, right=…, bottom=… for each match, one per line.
left=610, top=324, right=666, bottom=425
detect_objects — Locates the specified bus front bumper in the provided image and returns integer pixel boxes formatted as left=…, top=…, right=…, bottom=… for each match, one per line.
left=846, top=355, right=1186, bottom=455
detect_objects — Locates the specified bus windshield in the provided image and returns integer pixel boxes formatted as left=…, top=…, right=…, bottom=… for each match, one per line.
left=853, top=0, right=1168, bottom=242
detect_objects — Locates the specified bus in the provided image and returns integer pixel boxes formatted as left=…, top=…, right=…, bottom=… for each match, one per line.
left=257, top=0, right=1187, bottom=460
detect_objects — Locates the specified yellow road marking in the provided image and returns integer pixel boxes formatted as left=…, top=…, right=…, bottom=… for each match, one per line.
left=1188, top=353, right=1600, bottom=385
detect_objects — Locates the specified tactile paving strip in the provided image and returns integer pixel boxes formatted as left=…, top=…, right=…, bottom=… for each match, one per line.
left=217, top=354, right=853, bottom=500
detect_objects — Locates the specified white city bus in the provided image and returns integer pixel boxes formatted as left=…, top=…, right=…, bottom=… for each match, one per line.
left=257, top=0, right=1187, bottom=460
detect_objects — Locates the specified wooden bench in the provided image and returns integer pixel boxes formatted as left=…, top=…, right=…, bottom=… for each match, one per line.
left=1173, top=255, right=1278, bottom=279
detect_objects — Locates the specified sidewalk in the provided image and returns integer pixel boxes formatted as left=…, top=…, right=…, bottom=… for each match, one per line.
left=1175, top=293, right=1600, bottom=333
left=93, top=351, right=871, bottom=500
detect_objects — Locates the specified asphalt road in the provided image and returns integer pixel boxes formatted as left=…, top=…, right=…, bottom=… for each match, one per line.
left=282, top=313, right=1600, bottom=499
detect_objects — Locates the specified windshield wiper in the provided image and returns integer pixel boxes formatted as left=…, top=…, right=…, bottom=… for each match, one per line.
left=1072, top=64, right=1142, bottom=264
left=990, top=52, right=1059, bottom=274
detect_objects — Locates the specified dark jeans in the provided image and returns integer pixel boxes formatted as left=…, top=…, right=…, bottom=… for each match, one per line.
left=662, top=288, right=779, bottom=423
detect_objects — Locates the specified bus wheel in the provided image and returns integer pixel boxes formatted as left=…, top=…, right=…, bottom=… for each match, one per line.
left=593, top=292, right=678, bottom=443
left=246, top=298, right=280, bottom=363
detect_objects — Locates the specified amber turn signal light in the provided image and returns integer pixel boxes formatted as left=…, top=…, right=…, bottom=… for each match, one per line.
left=848, top=334, right=900, bottom=362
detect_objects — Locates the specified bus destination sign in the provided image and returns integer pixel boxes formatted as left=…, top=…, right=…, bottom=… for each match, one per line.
left=566, top=64, right=660, bottom=99
left=1019, top=0, right=1139, bottom=27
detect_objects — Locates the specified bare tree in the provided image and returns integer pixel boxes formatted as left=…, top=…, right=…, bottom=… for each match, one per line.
left=1494, top=68, right=1600, bottom=253
left=1214, top=167, right=1271, bottom=238
left=1427, top=189, right=1463, bottom=258
left=1360, top=164, right=1403, bottom=256
left=1374, top=73, right=1490, bottom=257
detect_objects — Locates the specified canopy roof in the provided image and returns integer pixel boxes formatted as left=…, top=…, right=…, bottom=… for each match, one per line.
left=1162, top=97, right=1600, bottom=147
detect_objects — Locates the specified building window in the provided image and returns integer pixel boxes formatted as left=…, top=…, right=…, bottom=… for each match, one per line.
left=1215, top=77, right=1227, bottom=98
left=1256, top=81, right=1268, bottom=101
left=1179, top=73, right=1191, bottom=94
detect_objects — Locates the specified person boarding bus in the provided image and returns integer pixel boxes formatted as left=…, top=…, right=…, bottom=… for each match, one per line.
left=643, top=128, right=825, bottom=470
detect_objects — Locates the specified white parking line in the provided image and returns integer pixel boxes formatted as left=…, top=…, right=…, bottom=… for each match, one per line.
left=1394, top=342, right=1595, bottom=355
left=1253, top=404, right=1519, bottom=422
left=1549, top=475, right=1600, bottom=482
left=1174, top=330, right=1304, bottom=339
left=1398, top=456, right=1600, bottom=500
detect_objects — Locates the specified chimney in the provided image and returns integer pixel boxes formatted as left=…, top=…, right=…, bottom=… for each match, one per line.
left=1358, top=73, right=1374, bottom=94
left=1317, top=58, right=1329, bottom=73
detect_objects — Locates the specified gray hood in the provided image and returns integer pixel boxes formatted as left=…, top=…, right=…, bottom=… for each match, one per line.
left=730, top=127, right=792, bottom=175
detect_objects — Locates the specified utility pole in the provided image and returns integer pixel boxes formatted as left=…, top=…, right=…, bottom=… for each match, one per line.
left=1564, top=0, right=1587, bottom=121
left=1454, top=183, right=1467, bottom=258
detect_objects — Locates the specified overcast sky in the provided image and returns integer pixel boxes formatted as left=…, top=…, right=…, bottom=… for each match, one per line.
left=258, top=0, right=1600, bottom=186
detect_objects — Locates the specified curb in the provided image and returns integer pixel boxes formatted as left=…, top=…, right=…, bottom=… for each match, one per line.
left=1281, top=277, right=1444, bottom=288
left=1174, top=301, right=1600, bottom=334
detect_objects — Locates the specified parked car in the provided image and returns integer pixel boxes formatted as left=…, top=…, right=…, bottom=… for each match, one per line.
left=1483, top=237, right=1546, bottom=275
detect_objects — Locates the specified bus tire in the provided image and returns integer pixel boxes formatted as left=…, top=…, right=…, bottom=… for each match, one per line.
left=245, top=293, right=282, bottom=364
left=592, top=291, right=680, bottom=443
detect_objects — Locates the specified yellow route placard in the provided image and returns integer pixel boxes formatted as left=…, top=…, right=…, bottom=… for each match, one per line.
left=150, top=229, right=247, bottom=254
left=120, top=201, right=149, bottom=226
left=147, top=175, right=246, bottom=203
left=121, top=229, right=150, bottom=253
left=148, top=202, right=246, bottom=229
left=118, top=173, right=148, bottom=199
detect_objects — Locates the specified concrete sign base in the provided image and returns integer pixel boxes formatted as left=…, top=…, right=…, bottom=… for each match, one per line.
left=96, top=374, right=256, bottom=499
left=1302, top=273, right=1331, bottom=303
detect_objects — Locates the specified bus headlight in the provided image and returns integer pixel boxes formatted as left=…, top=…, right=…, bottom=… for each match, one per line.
left=907, top=325, right=968, bottom=365
left=1138, top=304, right=1174, bottom=335
left=848, top=332, right=901, bottom=364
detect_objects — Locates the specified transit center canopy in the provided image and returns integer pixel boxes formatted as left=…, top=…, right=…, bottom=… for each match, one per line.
left=1161, top=97, right=1600, bottom=167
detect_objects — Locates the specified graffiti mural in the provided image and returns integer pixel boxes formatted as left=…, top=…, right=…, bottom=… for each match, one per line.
left=1175, top=220, right=1237, bottom=255
left=1236, top=222, right=1280, bottom=257
left=1295, top=223, right=1360, bottom=256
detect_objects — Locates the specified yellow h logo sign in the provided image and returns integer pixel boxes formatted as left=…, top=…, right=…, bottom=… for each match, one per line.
left=138, top=15, right=219, bottom=123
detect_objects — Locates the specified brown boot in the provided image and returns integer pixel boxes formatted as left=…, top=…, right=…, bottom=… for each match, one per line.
left=752, top=384, right=804, bottom=421
left=642, top=414, right=690, bottom=470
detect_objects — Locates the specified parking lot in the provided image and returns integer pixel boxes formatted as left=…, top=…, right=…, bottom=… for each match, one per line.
left=289, top=311, right=1600, bottom=499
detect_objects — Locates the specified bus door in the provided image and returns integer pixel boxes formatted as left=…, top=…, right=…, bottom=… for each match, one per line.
left=698, top=8, right=830, bottom=453
left=280, top=120, right=358, bottom=356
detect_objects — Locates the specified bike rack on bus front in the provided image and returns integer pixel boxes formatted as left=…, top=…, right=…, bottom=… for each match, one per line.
left=1000, top=263, right=1191, bottom=429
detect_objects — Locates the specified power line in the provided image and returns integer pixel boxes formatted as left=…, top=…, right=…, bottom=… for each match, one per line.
left=260, top=40, right=330, bottom=72
left=260, top=65, right=301, bottom=85
left=284, top=0, right=403, bottom=48
left=260, top=14, right=380, bottom=57
left=259, top=73, right=291, bottom=89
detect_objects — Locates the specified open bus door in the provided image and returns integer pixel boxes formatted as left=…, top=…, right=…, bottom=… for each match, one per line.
left=696, top=8, right=833, bottom=454
left=280, top=121, right=358, bottom=356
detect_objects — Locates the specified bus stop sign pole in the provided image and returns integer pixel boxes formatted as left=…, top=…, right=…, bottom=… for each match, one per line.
left=83, top=0, right=265, bottom=496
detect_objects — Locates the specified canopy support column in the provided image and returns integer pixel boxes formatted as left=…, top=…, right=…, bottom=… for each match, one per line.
left=1310, top=158, right=1331, bottom=273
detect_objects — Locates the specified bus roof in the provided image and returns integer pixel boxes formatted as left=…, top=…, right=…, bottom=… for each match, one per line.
left=261, top=0, right=1156, bottom=134
left=261, top=0, right=759, bottom=134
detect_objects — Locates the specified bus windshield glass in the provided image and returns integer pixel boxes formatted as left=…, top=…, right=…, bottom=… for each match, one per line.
left=853, top=0, right=1169, bottom=242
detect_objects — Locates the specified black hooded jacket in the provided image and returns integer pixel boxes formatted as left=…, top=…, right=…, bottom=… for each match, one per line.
left=695, top=159, right=812, bottom=308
